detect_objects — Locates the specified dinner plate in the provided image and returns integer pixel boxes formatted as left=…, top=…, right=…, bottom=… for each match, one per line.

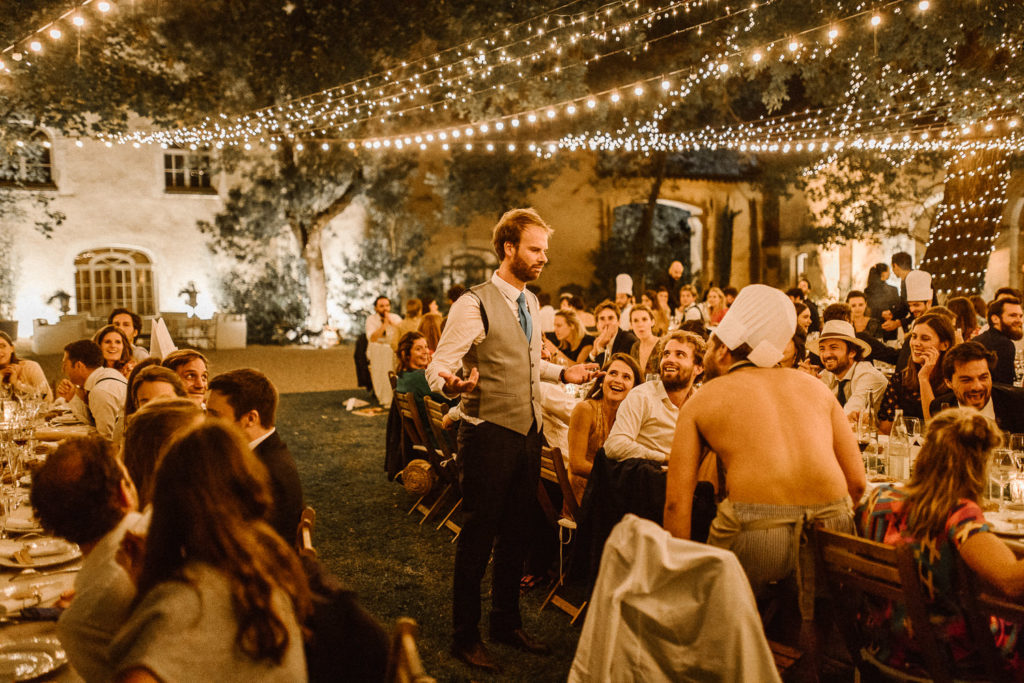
left=0, top=541, right=81, bottom=569
left=987, top=514, right=1024, bottom=538
left=0, top=635, right=67, bottom=681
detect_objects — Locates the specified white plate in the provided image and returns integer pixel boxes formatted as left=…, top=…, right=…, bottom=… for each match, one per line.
left=0, top=635, right=67, bottom=681
left=0, top=541, right=81, bottom=569
left=987, top=514, right=1024, bottom=538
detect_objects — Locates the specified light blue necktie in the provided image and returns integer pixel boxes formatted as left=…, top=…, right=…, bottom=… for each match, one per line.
left=517, top=292, right=532, bottom=341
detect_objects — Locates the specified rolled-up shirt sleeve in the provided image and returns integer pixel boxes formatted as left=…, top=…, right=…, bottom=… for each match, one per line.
left=426, top=294, right=485, bottom=394
left=846, top=367, right=889, bottom=415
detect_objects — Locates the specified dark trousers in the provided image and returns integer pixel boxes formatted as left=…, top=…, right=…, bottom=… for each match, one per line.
left=453, top=420, right=541, bottom=646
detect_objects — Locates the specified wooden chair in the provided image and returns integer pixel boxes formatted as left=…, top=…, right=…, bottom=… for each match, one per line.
left=385, top=617, right=435, bottom=683
left=295, top=505, right=316, bottom=559
left=538, top=446, right=588, bottom=624
left=955, top=549, right=1024, bottom=682
left=388, top=371, right=398, bottom=391
left=422, top=397, right=462, bottom=541
left=813, top=526, right=953, bottom=683
left=395, top=392, right=454, bottom=525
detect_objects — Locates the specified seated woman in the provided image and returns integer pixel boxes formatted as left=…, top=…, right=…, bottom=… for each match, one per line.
left=113, top=361, right=189, bottom=443
left=93, top=325, right=136, bottom=378
left=947, top=296, right=980, bottom=341
left=110, top=421, right=310, bottom=682
left=846, top=290, right=882, bottom=339
left=543, top=310, right=594, bottom=365
left=109, top=308, right=151, bottom=363
left=628, top=304, right=661, bottom=377
left=123, top=397, right=203, bottom=508
left=878, top=313, right=955, bottom=433
left=702, top=287, right=728, bottom=327
left=0, top=330, right=52, bottom=401
left=567, top=353, right=642, bottom=505
left=394, top=331, right=457, bottom=424
left=857, top=408, right=1024, bottom=674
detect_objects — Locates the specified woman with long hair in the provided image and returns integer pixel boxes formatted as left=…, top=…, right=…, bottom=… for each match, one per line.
left=702, top=287, right=728, bottom=327
left=567, top=354, right=643, bottom=504
left=124, top=361, right=187, bottom=418
left=653, top=287, right=672, bottom=335
left=122, top=397, right=203, bottom=508
left=0, top=330, right=52, bottom=400
left=877, top=313, right=956, bottom=433
left=794, top=301, right=812, bottom=335
left=394, top=331, right=456, bottom=429
left=946, top=296, right=980, bottom=340
left=543, top=310, right=594, bottom=365
left=417, top=312, right=443, bottom=352
left=628, top=304, right=661, bottom=376
left=93, top=325, right=135, bottom=378
left=111, top=422, right=310, bottom=681
left=857, top=409, right=1024, bottom=673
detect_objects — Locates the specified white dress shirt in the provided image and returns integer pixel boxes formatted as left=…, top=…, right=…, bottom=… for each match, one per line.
left=426, top=272, right=563, bottom=425
left=69, top=367, right=127, bottom=441
left=819, top=360, right=888, bottom=415
left=603, top=379, right=678, bottom=463
left=538, top=304, right=557, bottom=334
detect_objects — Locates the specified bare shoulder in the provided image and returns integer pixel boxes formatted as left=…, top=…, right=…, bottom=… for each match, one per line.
left=571, top=399, right=596, bottom=421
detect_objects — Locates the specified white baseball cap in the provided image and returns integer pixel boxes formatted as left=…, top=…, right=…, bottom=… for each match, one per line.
left=714, top=285, right=797, bottom=368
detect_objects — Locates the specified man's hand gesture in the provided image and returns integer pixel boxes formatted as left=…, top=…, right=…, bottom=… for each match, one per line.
left=563, top=363, right=601, bottom=385
left=439, top=368, right=479, bottom=395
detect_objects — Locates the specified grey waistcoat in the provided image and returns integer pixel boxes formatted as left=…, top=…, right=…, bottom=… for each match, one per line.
left=459, top=281, right=543, bottom=435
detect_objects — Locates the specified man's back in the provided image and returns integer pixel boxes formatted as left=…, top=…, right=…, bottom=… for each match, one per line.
left=975, top=328, right=1016, bottom=384
left=683, top=367, right=861, bottom=505
left=253, top=432, right=303, bottom=543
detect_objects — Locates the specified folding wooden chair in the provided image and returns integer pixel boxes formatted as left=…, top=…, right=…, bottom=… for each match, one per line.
left=396, top=392, right=454, bottom=525
left=385, top=617, right=435, bottom=683
left=422, top=396, right=461, bottom=541
left=813, top=526, right=954, bottom=683
left=538, top=446, right=588, bottom=624
left=295, top=505, right=316, bottom=560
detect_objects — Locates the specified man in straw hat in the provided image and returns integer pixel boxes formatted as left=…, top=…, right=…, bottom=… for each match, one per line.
left=664, top=285, right=865, bottom=620
left=814, top=319, right=888, bottom=418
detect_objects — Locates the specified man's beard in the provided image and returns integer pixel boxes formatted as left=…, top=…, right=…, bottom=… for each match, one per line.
left=510, top=252, right=541, bottom=282
left=823, top=357, right=851, bottom=376
left=1002, top=322, right=1024, bottom=341
left=660, top=365, right=692, bottom=392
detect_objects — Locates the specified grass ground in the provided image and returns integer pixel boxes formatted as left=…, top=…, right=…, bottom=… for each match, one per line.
left=279, top=389, right=580, bottom=682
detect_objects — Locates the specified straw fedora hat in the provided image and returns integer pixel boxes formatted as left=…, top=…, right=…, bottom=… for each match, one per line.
left=812, top=319, right=872, bottom=358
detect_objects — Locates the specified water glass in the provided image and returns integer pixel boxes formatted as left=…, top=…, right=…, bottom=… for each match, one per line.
left=990, top=448, right=1018, bottom=512
left=904, top=417, right=922, bottom=446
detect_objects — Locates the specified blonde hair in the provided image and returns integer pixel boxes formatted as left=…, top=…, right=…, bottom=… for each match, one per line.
left=902, top=408, right=1002, bottom=538
left=554, top=310, right=585, bottom=350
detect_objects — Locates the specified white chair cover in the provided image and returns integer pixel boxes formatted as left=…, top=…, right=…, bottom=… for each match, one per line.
left=570, top=514, right=781, bottom=683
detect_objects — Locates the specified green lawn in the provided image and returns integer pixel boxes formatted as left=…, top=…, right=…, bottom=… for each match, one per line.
left=279, top=390, right=579, bottom=682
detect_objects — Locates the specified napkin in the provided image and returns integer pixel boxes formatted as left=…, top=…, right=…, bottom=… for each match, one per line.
left=150, top=318, right=177, bottom=359
left=0, top=538, right=74, bottom=559
left=0, top=578, right=71, bottom=616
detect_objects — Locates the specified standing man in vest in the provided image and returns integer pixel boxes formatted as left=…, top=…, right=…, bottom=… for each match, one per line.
left=426, top=208, right=598, bottom=673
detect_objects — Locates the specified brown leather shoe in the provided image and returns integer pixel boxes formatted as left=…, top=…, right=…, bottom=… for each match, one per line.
left=450, top=640, right=502, bottom=673
left=489, top=628, right=552, bottom=655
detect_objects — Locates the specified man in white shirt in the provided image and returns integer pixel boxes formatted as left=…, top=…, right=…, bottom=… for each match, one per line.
left=30, top=435, right=144, bottom=683
left=365, top=296, right=402, bottom=405
left=604, top=330, right=705, bottom=463
left=56, top=339, right=127, bottom=441
left=814, top=320, right=887, bottom=417
left=677, top=285, right=704, bottom=324
left=425, top=208, right=596, bottom=673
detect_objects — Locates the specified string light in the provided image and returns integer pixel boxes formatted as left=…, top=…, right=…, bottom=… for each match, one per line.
left=0, top=0, right=120, bottom=72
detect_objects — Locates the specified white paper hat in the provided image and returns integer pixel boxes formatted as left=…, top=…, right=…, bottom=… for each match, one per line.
left=714, top=285, right=797, bottom=368
left=905, top=269, right=932, bottom=302
left=615, top=273, right=633, bottom=296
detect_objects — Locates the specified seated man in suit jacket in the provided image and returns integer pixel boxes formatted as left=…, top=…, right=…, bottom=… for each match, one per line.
left=206, top=368, right=304, bottom=542
left=929, top=341, right=1024, bottom=433
left=587, top=300, right=638, bottom=369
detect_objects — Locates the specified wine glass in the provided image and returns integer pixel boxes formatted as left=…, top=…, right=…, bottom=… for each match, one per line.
left=990, top=448, right=1017, bottom=513
left=904, top=417, right=922, bottom=446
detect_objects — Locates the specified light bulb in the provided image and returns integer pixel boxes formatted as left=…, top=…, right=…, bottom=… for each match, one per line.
left=72, top=15, right=85, bottom=26
left=29, top=41, right=42, bottom=52
left=97, top=1, right=111, bottom=12
left=49, top=29, right=62, bottom=39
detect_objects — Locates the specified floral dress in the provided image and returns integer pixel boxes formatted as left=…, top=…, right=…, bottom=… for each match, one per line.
left=876, top=378, right=925, bottom=423
left=856, top=484, right=1020, bottom=673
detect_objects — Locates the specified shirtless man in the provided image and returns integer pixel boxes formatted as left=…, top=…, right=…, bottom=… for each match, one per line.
left=664, top=284, right=865, bottom=616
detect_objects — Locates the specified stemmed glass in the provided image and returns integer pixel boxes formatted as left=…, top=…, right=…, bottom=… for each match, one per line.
left=904, top=417, right=922, bottom=446
left=990, top=448, right=1019, bottom=513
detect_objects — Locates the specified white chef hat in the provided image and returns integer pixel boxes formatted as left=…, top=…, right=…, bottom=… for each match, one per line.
left=905, top=269, right=933, bottom=302
left=615, top=273, right=633, bottom=296
left=713, top=284, right=797, bottom=368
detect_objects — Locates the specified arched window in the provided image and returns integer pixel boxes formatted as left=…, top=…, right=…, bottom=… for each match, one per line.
left=442, top=249, right=497, bottom=289
left=74, top=248, right=156, bottom=316
left=0, top=130, right=54, bottom=187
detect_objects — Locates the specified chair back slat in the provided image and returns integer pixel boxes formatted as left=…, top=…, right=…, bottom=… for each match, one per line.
left=386, top=617, right=435, bottom=683
left=813, top=525, right=954, bottom=683
left=395, top=392, right=431, bottom=448
left=544, top=446, right=579, bottom=520
left=388, top=371, right=399, bottom=391
left=955, top=554, right=1024, bottom=681
left=539, top=449, right=559, bottom=484
left=422, top=397, right=455, bottom=459
left=295, top=505, right=316, bottom=559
